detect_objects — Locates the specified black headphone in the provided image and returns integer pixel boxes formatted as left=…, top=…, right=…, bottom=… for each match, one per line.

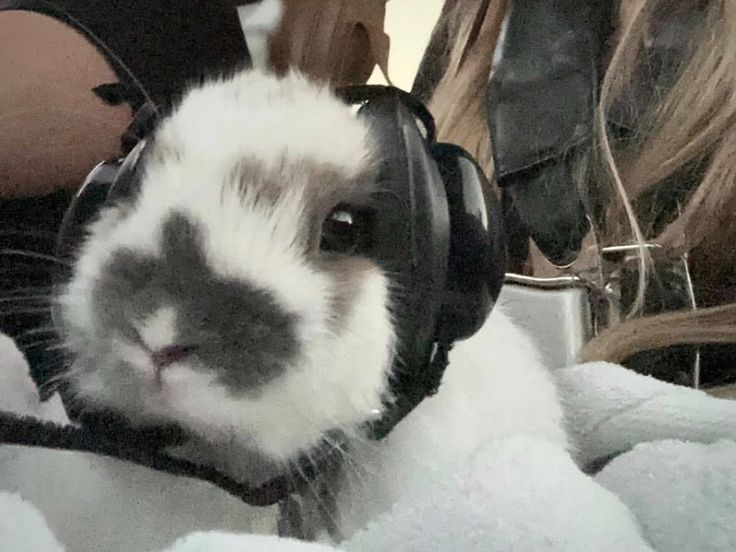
left=53, top=84, right=506, bottom=440
left=337, top=85, right=506, bottom=437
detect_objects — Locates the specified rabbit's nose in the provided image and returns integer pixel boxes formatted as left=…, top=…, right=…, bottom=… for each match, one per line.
left=151, top=344, right=196, bottom=369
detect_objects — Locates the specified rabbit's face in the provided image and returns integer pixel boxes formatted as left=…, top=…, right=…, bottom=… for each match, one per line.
left=57, top=70, right=395, bottom=463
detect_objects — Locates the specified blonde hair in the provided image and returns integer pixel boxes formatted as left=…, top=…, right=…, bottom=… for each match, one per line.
left=599, top=0, right=736, bottom=255
left=581, top=0, right=736, bottom=361
left=423, top=0, right=508, bottom=175
left=424, top=0, right=736, bottom=366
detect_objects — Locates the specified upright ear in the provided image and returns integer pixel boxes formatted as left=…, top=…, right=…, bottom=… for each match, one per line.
left=432, top=142, right=507, bottom=342
left=237, top=0, right=285, bottom=69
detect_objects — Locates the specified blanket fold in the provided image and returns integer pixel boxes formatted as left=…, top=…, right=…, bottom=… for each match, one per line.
left=556, top=361, right=736, bottom=465
left=596, top=439, right=736, bottom=552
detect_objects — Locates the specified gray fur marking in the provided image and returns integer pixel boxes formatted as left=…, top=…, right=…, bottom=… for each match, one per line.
left=227, top=156, right=379, bottom=329
left=93, top=212, right=300, bottom=395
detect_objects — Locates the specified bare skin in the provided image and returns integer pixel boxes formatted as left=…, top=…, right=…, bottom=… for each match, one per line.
left=0, top=11, right=132, bottom=198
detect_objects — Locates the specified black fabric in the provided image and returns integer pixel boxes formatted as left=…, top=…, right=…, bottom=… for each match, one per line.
left=0, top=0, right=253, bottom=107
left=485, top=0, right=614, bottom=266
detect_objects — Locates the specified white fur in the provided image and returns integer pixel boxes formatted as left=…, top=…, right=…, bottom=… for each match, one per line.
left=157, top=70, right=372, bottom=177
left=335, top=305, right=569, bottom=537
left=237, top=0, right=283, bottom=33
left=237, top=0, right=284, bottom=69
left=139, top=307, right=177, bottom=351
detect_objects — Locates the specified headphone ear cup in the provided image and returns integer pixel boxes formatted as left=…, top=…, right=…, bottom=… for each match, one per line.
left=432, top=143, right=507, bottom=342
left=106, top=139, right=146, bottom=203
left=55, top=139, right=145, bottom=281
left=351, top=89, right=450, bottom=377
left=51, top=159, right=122, bottom=363
left=55, top=160, right=122, bottom=263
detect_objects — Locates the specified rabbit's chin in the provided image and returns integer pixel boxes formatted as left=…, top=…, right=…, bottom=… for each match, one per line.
left=68, top=312, right=394, bottom=466
left=154, top=355, right=390, bottom=464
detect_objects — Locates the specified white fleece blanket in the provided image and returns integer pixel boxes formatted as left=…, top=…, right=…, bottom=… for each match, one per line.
left=0, top=437, right=654, bottom=552
left=596, top=439, right=736, bottom=552
left=1, top=334, right=734, bottom=551
left=556, top=361, right=736, bottom=466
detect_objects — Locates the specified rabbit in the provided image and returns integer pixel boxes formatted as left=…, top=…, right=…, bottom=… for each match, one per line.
left=54, top=68, right=568, bottom=542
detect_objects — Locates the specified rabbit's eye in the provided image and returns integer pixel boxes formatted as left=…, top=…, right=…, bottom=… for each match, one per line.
left=320, top=205, right=371, bottom=255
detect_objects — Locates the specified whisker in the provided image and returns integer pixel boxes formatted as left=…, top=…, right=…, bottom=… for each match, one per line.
left=292, top=456, right=341, bottom=538
left=36, top=343, right=69, bottom=353
left=0, top=229, right=59, bottom=239
left=0, top=249, right=71, bottom=266
left=40, top=360, right=78, bottom=392
left=311, top=449, right=342, bottom=506
left=322, top=433, right=369, bottom=496
left=12, top=349, right=69, bottom=391
left=0, top=285, right=56, bottom=294
left=38, top=372, right=71, bottom=397
left=329, top=442, right=367, bottom=482
left=10, top=326, right=58, bottom=340
left=0, top=307, right=54, bottom=315
left=0, top=295, right=53, bottom=303
left=15, top=335, right=61, bottom=348
left=0, top=273, right=59, bottom=283
left=343, top=426, right=383, bottom=453
left=308, top=449, right=346, bottom=541
left=15, top=341, right=65, bottom=357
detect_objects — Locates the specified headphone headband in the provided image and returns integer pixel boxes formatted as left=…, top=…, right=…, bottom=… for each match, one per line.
left=336, top=84, right=437, bottom=143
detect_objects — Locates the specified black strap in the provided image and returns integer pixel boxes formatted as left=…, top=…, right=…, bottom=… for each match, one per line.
left=0, top=409, right=344, bottom=507
left=337, top=84, right=437, bottom=144
left=367, top=337, right=454, bottom=441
